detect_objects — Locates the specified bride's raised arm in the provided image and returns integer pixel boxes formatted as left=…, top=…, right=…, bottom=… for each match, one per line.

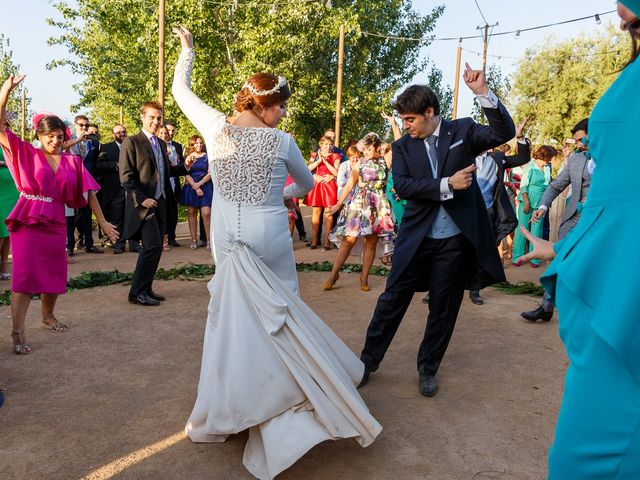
left=171, top=26, right=225, bottom=140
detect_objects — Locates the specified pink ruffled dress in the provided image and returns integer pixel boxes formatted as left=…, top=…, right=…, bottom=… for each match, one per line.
left=2, top=131, right=100, bottom=294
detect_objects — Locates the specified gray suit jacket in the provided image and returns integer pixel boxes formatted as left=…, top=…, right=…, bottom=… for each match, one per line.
left=540, top=151, right=591, bottom=239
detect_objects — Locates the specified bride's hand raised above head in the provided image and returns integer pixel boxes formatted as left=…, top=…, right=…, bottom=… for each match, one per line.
left=171, top=25, right=194, bottom=49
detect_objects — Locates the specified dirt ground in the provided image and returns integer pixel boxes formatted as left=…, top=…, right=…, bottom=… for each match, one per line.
left=0, top=213, right=565, bottom=480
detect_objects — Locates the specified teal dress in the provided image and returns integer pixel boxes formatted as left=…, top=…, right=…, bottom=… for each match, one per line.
left=512, top=161, right=550, bottom=265
left=385, top=171, right=406, bottom=225
left=541, top=38, right=640, bottom=478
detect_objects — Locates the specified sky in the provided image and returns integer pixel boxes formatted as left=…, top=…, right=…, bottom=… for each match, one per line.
left=0, top=0, right=619, bottom=125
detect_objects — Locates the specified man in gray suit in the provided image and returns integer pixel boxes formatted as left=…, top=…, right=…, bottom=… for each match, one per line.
left=521, top=118, right=591, bottom=321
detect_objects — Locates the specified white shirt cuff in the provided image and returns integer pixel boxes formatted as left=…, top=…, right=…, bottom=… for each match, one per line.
left=475, top=89, right=499, bottom=109
left=517, top=138, right=528, bottom=144
left=538, top=205, right=548, bottom=212
left=440, top=178, right=453, bottom=201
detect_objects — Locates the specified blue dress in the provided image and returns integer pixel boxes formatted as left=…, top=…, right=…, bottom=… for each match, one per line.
left=180, top=154, right=213, bottom=208
left=541, top=43, right=640, bottom=478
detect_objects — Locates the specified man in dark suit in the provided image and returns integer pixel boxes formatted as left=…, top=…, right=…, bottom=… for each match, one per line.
left=468, top=121, right=531, bottom=305
left=119, top=101, right=189, bottom=306
left=521, top=118, right=591, bottom=322
left=70, top=115, right=103, bottom=253
left=97, top=124, right=139, bottom=254
left=164, top=120, right=185, bottom=247
left=360, top=64, right=515, bottom=396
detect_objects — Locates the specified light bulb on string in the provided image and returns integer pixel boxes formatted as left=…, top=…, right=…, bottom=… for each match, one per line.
left=595, top=14, right=601, bottom=25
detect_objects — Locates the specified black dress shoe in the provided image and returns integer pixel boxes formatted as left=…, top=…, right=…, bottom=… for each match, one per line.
left=128, top=293, right=160, bottom=306
left=168, top=240, right=181, bottom=247
left=421, top=292, right=429, bottom=304
left=113, top=246, right=124, bottom=254
left=418, top=367, right=438, bottom=397
left=521, top=305, right=553, bottom=322
left=85, top=246, right=104, bottom=254
left=357, top=363, right=379, bottom=388
left=469, top=290, right=484, bottom=305
left=129, top=245, right=141, bottom=253
left=147, top=290, right=165, bottom=301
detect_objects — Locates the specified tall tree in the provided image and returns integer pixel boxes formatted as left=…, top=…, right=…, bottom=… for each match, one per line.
left=426, top=65, right=453, bottom=120
left=511, top=27, right=630, bottom=143
left=49, top=0, right=442, bottom=151
left=0, top=34, right=31, bottom=132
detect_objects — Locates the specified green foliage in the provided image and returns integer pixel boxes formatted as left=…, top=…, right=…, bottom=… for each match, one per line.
left=0, top=34, right=32, bottom=129
left=296, top=261, right=389, bottom=276
left=492, top=281, right=544, bottom=297
left=471, top=63, right=511, bottom=123
left=426, top=66, right=453, bottom=119
left=511, top=27, right=630, bottom=143
left=49, top=0, right=442, bottom=151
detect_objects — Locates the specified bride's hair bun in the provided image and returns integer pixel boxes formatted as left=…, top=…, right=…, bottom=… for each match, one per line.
left=234, top=73, right=291, bottom=113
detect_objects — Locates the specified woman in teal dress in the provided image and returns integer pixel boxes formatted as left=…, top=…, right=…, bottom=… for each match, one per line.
left=512, top=146, right=555, bottom=266
left=519, top=3, right=640, bottom=478
left=0, top=142, right=19, bottom=280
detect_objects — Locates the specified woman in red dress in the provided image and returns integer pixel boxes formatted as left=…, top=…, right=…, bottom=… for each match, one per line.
left=304, top=136, right=340, bottom=249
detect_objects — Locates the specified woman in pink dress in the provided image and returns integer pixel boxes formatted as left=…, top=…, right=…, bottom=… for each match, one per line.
left=0, top=75, right=118, bottom=355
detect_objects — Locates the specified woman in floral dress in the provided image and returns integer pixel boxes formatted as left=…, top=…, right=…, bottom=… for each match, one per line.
left=324, top=132, right=395, bottom=291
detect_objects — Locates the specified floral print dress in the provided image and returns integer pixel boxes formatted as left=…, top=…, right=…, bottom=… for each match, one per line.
left=330, top=156, right=395, bottom=244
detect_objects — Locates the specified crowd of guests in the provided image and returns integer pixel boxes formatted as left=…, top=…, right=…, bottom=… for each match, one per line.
left=0, top=100, right=592, bottom=356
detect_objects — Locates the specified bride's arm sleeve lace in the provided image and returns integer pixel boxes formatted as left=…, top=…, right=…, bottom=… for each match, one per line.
left=172, top=48, right=226, bottom=140
left=284, top=136, right=315, bottom=199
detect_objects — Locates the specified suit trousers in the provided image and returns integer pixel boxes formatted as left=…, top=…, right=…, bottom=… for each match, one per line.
left=130, top=198, right=166, bottom=296
left=75, top=205, right=94, bottom=249
left=469, top=205, right=496, bottom=292
left=166, top=190, right=179, bottom=243
left=101, top=190, right=126, bottom=249
left=361, top=234, right=471, bottom=376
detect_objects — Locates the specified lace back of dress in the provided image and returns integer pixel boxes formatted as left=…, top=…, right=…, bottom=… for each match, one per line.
left=210, top=126, right=282, bottom=244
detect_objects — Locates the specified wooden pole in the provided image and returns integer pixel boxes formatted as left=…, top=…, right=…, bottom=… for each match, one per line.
left=158, top=0, right=165, bottom=108
left=334, top=24, right=345, bottom=148
left=452, top=40, right=462, bottom=120
left=482, top=24, right=489, bottom=74
left=20, top=88, right=25, bottom=140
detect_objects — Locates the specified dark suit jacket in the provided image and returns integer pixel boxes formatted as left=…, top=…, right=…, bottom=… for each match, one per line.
left=390, top=102, right=515, bottom=290
left=119, top=131, right=188, bottom=239
left=488, top=140, right=531, bottom=242
left=97, top=141, right=123, bottom=205
left=167, top=140, right=185, bottom=199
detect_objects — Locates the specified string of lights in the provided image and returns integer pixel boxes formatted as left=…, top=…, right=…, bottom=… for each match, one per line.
left=361, top=9, right=617, bottom=43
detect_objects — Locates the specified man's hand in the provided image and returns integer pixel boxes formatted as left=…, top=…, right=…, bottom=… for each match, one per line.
left=284, top=198, right=296, bottom=211
left=184, top=154, right=197, bottom=169
left=448, top=164, right=477, bottom=190
left=463, top=63, right=488, bottom=95
left=531, top=208, right=545, bottom=223
left=171, top=25, right=194, bottom=49
left=516, top=117, right=529, bottom=138
left=141, top=198, right=157, bottom=209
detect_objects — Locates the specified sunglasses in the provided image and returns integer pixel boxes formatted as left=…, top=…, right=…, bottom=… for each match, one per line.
left=76, top=123, right=89, bottom=128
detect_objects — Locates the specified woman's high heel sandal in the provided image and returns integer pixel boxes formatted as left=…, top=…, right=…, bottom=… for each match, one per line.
left=11, top=331, right=32, bottom=355
left=323, top=273, right=339, bottom=291
left=360, top=275, right=370, bottom=292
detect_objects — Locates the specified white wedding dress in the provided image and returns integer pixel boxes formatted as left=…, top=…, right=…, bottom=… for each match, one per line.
left=172, top=48, right=382, bottom=480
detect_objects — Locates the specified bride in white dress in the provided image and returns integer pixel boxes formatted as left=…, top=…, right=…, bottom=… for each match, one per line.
left=171, top=27, right=382, bottom=480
